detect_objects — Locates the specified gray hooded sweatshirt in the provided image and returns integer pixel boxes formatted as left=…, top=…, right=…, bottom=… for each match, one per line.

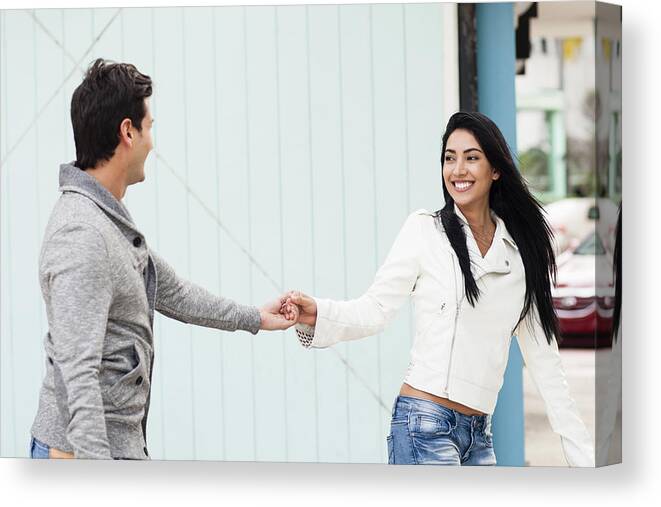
left=30, top=163, right=261, bottom=459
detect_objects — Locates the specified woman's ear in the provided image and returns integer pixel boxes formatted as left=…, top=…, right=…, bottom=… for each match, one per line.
left=492, top=169, right=501, bottom=181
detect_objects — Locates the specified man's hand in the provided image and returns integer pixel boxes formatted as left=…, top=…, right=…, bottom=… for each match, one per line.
left=259, top=294, right=299, bottom=331
left=49, top=448, right=75, bottom=459
left=285, top=291, right=317, bottom=327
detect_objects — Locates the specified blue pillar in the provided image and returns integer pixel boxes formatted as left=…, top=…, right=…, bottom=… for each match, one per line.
left=476, top=2, right=526, bottom=466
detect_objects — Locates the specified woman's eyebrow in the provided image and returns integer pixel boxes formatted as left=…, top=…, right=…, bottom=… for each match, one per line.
left=444, top=148, right=483, bottom=154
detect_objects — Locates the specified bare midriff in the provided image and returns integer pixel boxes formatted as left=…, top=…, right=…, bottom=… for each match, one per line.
left=399, top=383, right=487, bottom=416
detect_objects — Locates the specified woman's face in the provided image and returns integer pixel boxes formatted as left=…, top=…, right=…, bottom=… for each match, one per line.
left=442, top=128, right=500, bottom=210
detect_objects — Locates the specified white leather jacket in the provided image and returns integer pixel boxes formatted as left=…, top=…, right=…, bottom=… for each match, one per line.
left=296, top=205, right=594, bottom=466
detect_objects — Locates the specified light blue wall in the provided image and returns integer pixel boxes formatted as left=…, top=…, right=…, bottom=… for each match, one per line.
left=0, top=4, right=456, bottom=461
left=476, top=2, right=525, bottom=466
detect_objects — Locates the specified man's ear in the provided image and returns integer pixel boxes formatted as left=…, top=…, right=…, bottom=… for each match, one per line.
left=119, top=118, right=133, bottom=145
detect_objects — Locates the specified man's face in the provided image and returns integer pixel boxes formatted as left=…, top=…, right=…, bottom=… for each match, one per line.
left=127, top=98, right=154, bottom=185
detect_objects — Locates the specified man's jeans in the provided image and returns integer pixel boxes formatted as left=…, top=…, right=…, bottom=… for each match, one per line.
left=29, top=436, right=50, bottom=459
left=29, top=436, right=77, bottom=459
left=387, top=395, right=497, bottom=465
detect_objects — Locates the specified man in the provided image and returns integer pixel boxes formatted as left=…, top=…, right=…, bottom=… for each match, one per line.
left=29, top=59, right=297, bottom=460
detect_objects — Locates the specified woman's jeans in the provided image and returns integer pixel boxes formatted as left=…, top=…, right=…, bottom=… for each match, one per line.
left=29, top=436, right=50, bottom=459
left=387, top=395, right=496, bottom=465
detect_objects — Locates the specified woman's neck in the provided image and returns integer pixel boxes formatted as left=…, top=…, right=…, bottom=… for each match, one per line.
left=456, top=203, right=494, bottom=231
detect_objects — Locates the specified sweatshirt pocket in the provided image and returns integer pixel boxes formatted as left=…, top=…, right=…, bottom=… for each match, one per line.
left=107, top=344, right=149, bottom=408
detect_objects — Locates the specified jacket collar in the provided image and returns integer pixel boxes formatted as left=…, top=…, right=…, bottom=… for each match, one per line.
left=58, top=162, right=139, bottom=233
left=451, top=203, right=517, bottom=278
left=423, top=204, right=518, bottom=251
left=452, top=203, right=518, bottom=251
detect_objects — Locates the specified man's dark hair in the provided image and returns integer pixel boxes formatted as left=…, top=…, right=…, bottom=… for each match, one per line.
left=71, top=58, right=152, bottom=169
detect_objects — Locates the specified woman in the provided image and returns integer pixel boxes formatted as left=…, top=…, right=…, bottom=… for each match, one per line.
left=285, top=111, right=594, bottom=466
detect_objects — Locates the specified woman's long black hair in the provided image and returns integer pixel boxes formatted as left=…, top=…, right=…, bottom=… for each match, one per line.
left=611, top=204, right=622, bottom=343
left=439, top=111, right=559, bottom=344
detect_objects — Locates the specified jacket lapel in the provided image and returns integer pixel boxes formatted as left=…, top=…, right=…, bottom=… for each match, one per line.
left=452, top=204, right=513, bottom=281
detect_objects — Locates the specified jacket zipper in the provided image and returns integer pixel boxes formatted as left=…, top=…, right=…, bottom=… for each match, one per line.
left=445, top=252, right=465, bottom=392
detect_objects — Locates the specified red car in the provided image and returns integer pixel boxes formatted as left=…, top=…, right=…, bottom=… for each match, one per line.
left=552, top=231, right=615, bottom=348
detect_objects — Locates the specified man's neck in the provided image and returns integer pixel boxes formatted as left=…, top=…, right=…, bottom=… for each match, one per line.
left=84, top=160, right=128, bottom=201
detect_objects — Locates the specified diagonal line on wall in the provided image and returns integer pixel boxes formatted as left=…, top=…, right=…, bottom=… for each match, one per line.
left=153, top=150, right=390, bottom=413
left=0, top=8, right=122, bottom=170
left=29, top=10, right=79, bottom=68
left=155, top=150, right=283, bottom=291
left=1, top=6, right=391, bottom=415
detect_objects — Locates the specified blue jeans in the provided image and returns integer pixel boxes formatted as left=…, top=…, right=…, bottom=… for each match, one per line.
left=29, top=436, right=50, bottom=459
left=28, top=437, right=134, bottom=460
left=387, top=395, right=496, bottom=465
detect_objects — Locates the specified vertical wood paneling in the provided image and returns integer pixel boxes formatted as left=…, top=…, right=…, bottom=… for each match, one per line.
left=61, top=8, right=95, bottom=156
left=90, top=8, right=121, bottom=61
left=34, top=9, right=68, bottom=390
left=244, top=6, right=289, bottom=462
left=337, top=3, right=382, bottom=463
left=2, top=10, right=41, bottom=457
left=0, top=4, right=452, bottom=462
left=214, top=6, right=256, bottom=461
left=371, top=4, right=416, bottom=450
left=151, top=7, right=195, bottom=460
left=276, top=5, right=319, bottom=463
left=182, top=6, right=226, bottom=461
left=0, top=9, right=15, bottom=458
left=404, top=3, right=446, bottom=212
left=306, top=5, right=352, bottom=463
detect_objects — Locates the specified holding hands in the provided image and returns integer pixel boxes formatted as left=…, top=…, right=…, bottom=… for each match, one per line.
left=283, top=291, right=317, bottom=327
left=259, top=295, right=300, bottom=330
left=258, top=290, right=317, bottom=331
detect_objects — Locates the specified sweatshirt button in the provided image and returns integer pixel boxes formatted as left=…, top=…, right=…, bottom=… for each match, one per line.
left=133, top=237, right=142, bottom=247
left=136, top=376, right=143, bottom=386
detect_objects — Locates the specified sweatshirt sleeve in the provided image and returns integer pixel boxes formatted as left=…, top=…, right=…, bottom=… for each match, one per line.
left=40, top=223, right=114, bottom=459
left=151, top=250, right=261, bottom=334
left=515, top=309, right=595, bottom=467
left=294, top=211, right=422, bottom=349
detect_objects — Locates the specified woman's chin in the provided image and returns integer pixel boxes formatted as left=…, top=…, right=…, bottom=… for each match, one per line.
left=449, top=192, right=474, bottom=207
left=450, top=189, right=491, bottom=207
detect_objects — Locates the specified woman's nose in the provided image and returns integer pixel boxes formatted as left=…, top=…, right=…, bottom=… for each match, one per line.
left=453, top=159, right=467, bottom=176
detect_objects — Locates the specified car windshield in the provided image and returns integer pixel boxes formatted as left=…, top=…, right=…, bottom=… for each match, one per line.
left=574, top=231, right=606, bottom=255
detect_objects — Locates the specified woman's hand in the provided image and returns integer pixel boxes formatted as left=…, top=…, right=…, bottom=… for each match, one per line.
left=259, top=294, right=299, bottom=330
left=285, top=291, right=317, bottom=327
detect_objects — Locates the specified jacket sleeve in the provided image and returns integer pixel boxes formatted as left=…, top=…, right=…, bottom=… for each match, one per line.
left=595, top=326, right=622, bottom=466
left=40, top=223, right=113, bottom=459
left=295, top=211, right=422, bottom=348
left=515, top=309, right=595, bottom=467
left=151, top=250, right=261, bottom=334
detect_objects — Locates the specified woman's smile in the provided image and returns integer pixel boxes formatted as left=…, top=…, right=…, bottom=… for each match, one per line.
left=452, top=180, right=475, bottom=192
